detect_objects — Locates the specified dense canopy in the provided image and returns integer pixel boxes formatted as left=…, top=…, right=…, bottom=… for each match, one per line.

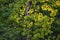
left=0, top=0, right=60, bottom=40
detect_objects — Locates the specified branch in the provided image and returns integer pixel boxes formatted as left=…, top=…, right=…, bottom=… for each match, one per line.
left=24, top=0, right=32, bottom=16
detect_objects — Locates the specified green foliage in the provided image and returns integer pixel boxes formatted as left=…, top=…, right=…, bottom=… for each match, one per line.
left=0, top=0, right=60, bottom=40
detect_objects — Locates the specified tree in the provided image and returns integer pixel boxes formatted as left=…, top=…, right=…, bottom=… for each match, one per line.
left=0, top=0, right=60, bottom=40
